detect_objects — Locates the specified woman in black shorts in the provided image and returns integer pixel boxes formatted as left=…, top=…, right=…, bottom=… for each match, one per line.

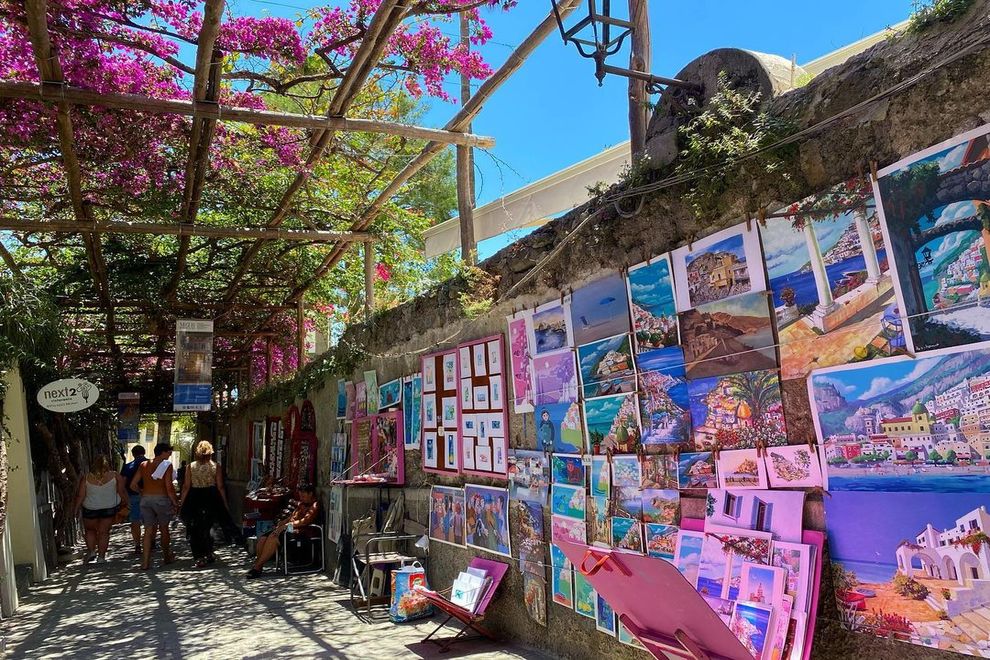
left=73, top=455, right=129, bottom=564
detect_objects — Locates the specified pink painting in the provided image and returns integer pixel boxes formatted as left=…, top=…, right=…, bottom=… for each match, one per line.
left=532, top=348, right=579, bottom=406
left=551, top=514, right=586, bottom=545
left=506, top=311, right=535, bottom=413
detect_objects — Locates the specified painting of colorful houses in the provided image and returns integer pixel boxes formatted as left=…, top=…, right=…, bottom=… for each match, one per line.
left=826, top=491, right=990, bottom=656
left=671, top=224, right=766, bottom=312
left=583, top=392, right=642, bottom=454
left=577, top=333, right=637, bottom=399
left=678, top=452, right=718, bottom=489
left=678, top=291, right=777, bottom=380
left=809, top=346, right=990, bottom=492
left=762, top=180, right=906, bottom=381
left=637, top=347, right=691, bottom=446
left=874, top=125, right=990, bottom=353
left=626, top=256, right=680, bottom=354
left=688, top=369, right=788, bottom=450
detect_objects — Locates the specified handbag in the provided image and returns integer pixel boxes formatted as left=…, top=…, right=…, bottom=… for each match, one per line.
left=389, top=562, right=434, bottom=623
left=112, top=498, right=130, bottom=525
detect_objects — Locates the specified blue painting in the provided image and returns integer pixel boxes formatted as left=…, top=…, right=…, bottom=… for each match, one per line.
left=577, top=333, right=636, bottom=399
left=535, top=402, right=583, bottom=453
left=637, top=346, right=691, bottom=446
left=551, top=453, right=585, bottom=486
left=677, top=452, right=717, bottom=489
left=570, top=274, right=632, bottom=346
left=533, top=299, right=572, bottom=354
left=730, top=602, right=772, bottom=658
left=627, top=256, right=679, bottom=354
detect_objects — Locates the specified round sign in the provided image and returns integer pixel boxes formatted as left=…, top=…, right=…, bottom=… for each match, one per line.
left=37, top=378, right=100, bottom=413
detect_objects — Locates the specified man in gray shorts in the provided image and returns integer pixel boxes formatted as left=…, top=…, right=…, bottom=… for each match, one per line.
left=129, top=442, right=179, bottom=569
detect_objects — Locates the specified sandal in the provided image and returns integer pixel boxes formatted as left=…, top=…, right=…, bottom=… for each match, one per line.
left=162, top=551, right=177, bottom=565
left=194, top=558, right=209, bottom=569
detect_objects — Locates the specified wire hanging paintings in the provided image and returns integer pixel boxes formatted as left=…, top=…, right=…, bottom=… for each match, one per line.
left=671, top=222, right=767, bottom=312
left=421, top=348, right=461, bottom=476
left=582, top=392, right=642, bottom=454
left=626, top=254, right=681, bottom=354
left=637, top=346, right=692, bottom=447
left=531, top=296, right=575, bottom=355
left=577, top=333, right=637, bottom=399
left=458, top=334, right=509, bottom=478
left=532, top=349, right=580, bottom=406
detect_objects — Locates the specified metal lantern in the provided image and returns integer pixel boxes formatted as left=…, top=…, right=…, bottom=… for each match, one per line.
left=922, top=245, right=933, bottom=265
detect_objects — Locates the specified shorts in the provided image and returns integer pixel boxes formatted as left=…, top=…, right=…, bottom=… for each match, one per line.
left=140, top=495, right=175, bottom=526
left=128, top=494, right=142, bottom=523
left=82, top=506, right=118, bottom=520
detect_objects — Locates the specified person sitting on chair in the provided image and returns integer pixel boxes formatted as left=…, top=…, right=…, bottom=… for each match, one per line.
left=246, top=484, right=320, bottom=578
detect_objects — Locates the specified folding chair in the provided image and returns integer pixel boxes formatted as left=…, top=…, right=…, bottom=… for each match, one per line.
left=420, top=558, right=509, bottom=653
left=282, top=524, right=325, bottom=575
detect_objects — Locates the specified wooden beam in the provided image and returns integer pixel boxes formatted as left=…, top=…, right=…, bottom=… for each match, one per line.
left=457, top=12, right=476, bottom=266
left=364, top=241, right=375, bottom=321
left=296, top=298, right=306, bottom=371
left=283, top=0, right=583, bottom=303
left=0, top=242, right=23, bottom=278
left=0, top=218, right=373, bottom=242
left=628, top=0, right=651, bottom=161
left=0, top=83, right=497, bottom=148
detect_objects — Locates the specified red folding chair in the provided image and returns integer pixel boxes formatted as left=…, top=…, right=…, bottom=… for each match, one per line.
left=419, top=557, right=508, bottom=653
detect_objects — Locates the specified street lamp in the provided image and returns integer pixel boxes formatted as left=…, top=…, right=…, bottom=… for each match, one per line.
left=922, top=246, right=933, bottom=265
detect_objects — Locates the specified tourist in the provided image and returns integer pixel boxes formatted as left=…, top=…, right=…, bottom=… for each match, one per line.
left=119, top=445, right=148, bottom=554
left=73, top=455, right=128, bottom=564
left=130, top=442, right=179, bottom=570
left=179, top=441, right=228, bottom=568
left=246, top=484, right=320, bottom=578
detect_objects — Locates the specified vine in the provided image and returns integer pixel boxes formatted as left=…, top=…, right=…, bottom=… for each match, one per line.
left=907, top=0, right=977, bottom=33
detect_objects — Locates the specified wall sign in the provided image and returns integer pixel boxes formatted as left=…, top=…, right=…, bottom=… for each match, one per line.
left=37, top=378, right=100, bottom=413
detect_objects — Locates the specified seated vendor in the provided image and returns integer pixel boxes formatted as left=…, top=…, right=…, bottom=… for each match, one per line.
left=246, top=484, right=320, bottom=578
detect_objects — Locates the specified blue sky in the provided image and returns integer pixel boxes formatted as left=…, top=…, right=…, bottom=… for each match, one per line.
left=812, top=355, right=942, bottom=403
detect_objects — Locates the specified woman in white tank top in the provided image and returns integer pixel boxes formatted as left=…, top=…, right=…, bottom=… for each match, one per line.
left=73, top=455, right=128, bottom=564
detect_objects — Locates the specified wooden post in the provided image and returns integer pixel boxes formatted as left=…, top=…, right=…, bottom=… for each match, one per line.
left=364, top=241, right=375, bottom=322
left=265, top=338, right=273, bottom=385
left=296, top=298, right=306, bottom=371
left=628, top=0, right=652, bottom=162
left=456, top=11, right=477, bottom=265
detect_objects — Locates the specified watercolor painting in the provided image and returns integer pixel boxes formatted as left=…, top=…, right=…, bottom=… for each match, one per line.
left=627, top=255, right=680, bottom=354
left=402, top=374, right=423, bottom=450
left=532, top=298, right=574, bottom=355
left=611, top=455, right=641, bottom=487
left=506, top=310, right=535, bottom=413
left=464, top=485, right=511, bottom=557
left=766, top=444, right=823, bottom=489
left=641, top=454, right=679, bottom=489
left=740, top=563, right=787, bottom=605
left=730, top=601, right=773, bottom=658
left=644, top=523, right=679, bottom=560
left=577, top=333, right=637, bottom=399
left=429, top=486, right=465, bottom=547
left=675, top=530, right=706, bottom=587
left=696, top=528, right=771, bottom=601
left=705, top=489, right=806, bottom=543
left=772, top=541, right=813, bottom=614
left=678, top=452, right=718, bottom=489
left=703, top=595, right=735, bottom=626
left=810, top=346, right=990, bottom=493
left=551, top=515, right=586, bottom=545
left=336, top=378, right=347, bottom=419
left=590, top=455, right=610, bottom=497
left=688, top=369, right=788, bottom=450
left=570, top=273, right=632, bottom=345
left=873, top=125, right=990, bottom=353
left=826, top=490, right=990, bottom=656
left=588, top=495, right=611, bottom=547
left=532, top=349, right=580, bottom=406
left=550, top=542, right=571, bottom=569
left=762, top=181, right=905, bottom=381
left=551, top=564, right=574, bottom=608
left=583, top=392, right=642, bottom=454
left=618, top=619, right=646, bottom=649
left=378, top=378, right=401, bottom=410
left=637, top=346, right=692, bottom=446
left=596, top=594, right=617, bottom=635
left=551, top=484, right=586, bottom=520
left=641, top=489, right=680, bottom=525
left=507, top=450, right=549, bottom=503
left=573, top=572, right=596, bottom=619
left=535, top=402, right=584, bottom=454
left=522, top=571, right=547, bottom=627
left=716, top=449, right=769, bottom=489
left=613, top=486, right=642, bottom=519
left=364, top=370, right=379, bottom=416
left=611, top=516, right=643, bottom=553
left=516, top=500, right=545, bottom=573
left=679, top=291, right=778, bottom=380
left=671, top=223, right=766, bottom=312
left=551, top=453, right=585, bottom=486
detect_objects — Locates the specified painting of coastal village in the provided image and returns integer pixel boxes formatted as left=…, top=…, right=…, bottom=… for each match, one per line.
left=688, top=369, right=788, bottom=450
left=826, top=490, right=990, bottom=656
left=809, top=345, right=990, bottom=492
left=626, top=256, right=680, bottom=354
left=577, top=333, right=637, bottom=399
left=761, top=180, right=906, bottom=381
left=671, top=224, right=766, bottom=312
left=679, top=291, right=777, bottom=380
left=532, top=298, right=573, bottom=355
left=874, top=125, right=990, bottom=353
left=583, top=392, right=642, bottom=454
left=637, top=347, right=691, bottom=446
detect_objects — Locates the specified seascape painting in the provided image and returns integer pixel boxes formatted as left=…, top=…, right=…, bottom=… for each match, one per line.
left=626, top=256, right=680, bottom=354
left=675, top=530, right=705, bottom=586
left=678, top=452, right=717, bottom=489
left=507, top=450, right=549, bottom=503
left=678, top=291, right=777, bottom=380
left=532, top=298, right=573, bottom=355
left=577, top=333, right=637, bottom=399
left=671, top=223, right=766, bottom=312
left=641, top=489, right=679, bottom=525
left=688, top=369, right=788, bottom=450
left=551, top=453, right=585, bottom=486
left=637, top=346, right=692, bottom=446
left=644, top=523, right=678, bottom=560
left=696, top=528, right=771, bottom=601
left=570, top=274, right=632, bottom=345
left=611, top=516, right=644, bottom=553
left=583, top=392, right=642, bottom=454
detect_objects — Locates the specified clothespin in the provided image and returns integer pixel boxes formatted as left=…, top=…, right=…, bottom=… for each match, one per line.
left=711, top=442, right=721, bottom=462
left=806, top=436, right=817, bottom=452
left=757, top=207, right=767, bottom=228
left=869, top=160, right=879, bottom=183
left=745, top=212, right=753, bottom=232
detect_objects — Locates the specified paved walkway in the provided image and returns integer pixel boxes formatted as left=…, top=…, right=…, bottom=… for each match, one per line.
left=2, top=531, right=546, bottom=660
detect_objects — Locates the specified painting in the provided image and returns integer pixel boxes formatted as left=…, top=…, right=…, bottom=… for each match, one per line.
left=590, top=456, right=610, bottom=497
left=716, top=449, right=769, bottom=489
left=873, top=125, right=990, bottom=354
left=613, top=486, right=642, bottom=519
left=644, top=523, right=679, bottom=560
left=705, top=489, right=806, bottom=543
left=588, top=495, right=611, bottom=547
left=671, top=222, right=766, bottom=312
left=730, top=601, right=773, bottom=659
left=551, top=515, right=586, bottom=545
left=641, top=489, right=680, bottom=525
left=573, top=572, right=596, bottom=619
left=522, top=571, right=547, bottom=627
left=618, top=619, right=646, bottom=649
left=611, top=455, right=641, bottom=488
left=678, top=451, right=718, bottom=489
left=516, top=500, right=545, bottom=574
left=577, top=333, right=637, bottom=399
left=551, top=453, right=585, bottom=486
left=688, top=369, right=787, bottom=450
left=363, top=370, right=379, bottom=416
left=532, top=349, right=580, bottom=406
left=809, top=346, right=990, bottom=493
left=429, top=486, right=465, bottom=547
left=641, top=454, right=678, bottom=489
left=401, top=374, right=423, bottom=450
left=355, top=381, right=367, bottom=419
left=378, top=378, right=401, bottom=411
left=765, top=444, right=823, bottom=489
left=595, top=594, right=617, bottom=635
left=696, top=527, right=771, bottom=601
left=507, top=450, right=549, bottom=503
left=771, top=541, right=813, bottom=614
left=551, top=564, right=574, bottom=608
left=464, top=485, right=510, bottom=557
left=627, top=255, right=680, bottom=354
left=551, top=484, right=586, bottom=520
left=532, top=297, right=574, bottom=355
left=739, top=563, right=787, bottom=605
left=507, top=310, right=535, bottom=413
left=570, top=273, right=632, bottom=345
left=679, top=291, right=777, bottom=380
left=611, top=516, right=643, bottom=553
left=336, top=378, right=347, bottom=419
left=583, top=392, right=642, bottom=454
left=535, top=402, right=584, bottom=453
left=637, top=347, right=692, bottom=446
left=762, top=181, right=905, bottom=381
left=674, top=530, right=705, bottom=587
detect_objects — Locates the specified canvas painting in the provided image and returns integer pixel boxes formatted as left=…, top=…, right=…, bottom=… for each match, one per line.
left=583, top=392, right=642, bottom=454
left=577, top=333, right=637, bottom=399
left=595, top=594, right=617, bottom=635
left=826, top=490, right=990, bottom=656
left=336, top=378, right=347, bottom=419
left=611, top=517, right=643, bottom=553
left=716, top=449, right=769, bottom=489
left=641, top=454, right=678, bottom=489
left=762, top=181, right=905, bottom=380
left=705, top=489, right=806, bottom=543
left=345, top=381, right=356, bottom=421
left=810, top=346, right=990, bottom=493
left=771, top=541, right=813, bottom=614
left=550, top=542, right=571, bottom=570
left=678, top=451, right=718, bottom=489
left=507, top=311, right=536, bottom=413
left=551, top=484, right=586, bottom=520
left=429, top=486, right=465, bottom=547
left=532, top=349, right=580, bottom=406
left=401, top=374, right=423, bottom=450
left=464, top=485, right=510, bottom=557
left=378, top=378, right=401, bottom=410
left=703, top=595, right=735, bottom=626
left=611, top=455, right=641, bottom=488
left=532, top=297, right=574, bottom=355
left=535, top=402, right=584, bottom=453
left=551, top=565, right=574, bottom=608
left=522, top=571, right=547, bottom=627
left=570, top=273, right=632, bottom=345
left=516, top=500, right=545, bottom=573
left=627, top=255, right=680, bottom=354
left=588, top=495, right=611, bottom=547
left=637, top=347, right=692, bottom=446
left=679, top=291, right=778, bottom=380
left=618, top=619, right=646, bottom=649
left=551, top=453, right=585, bottom=486
left=739, top=563, right=787, bottom=605
left=551, top=515, right=586, bottom=545
left=688, top=369, right=787, bottom=450
left=696, top=528, right=771, bottom=601
left=674, top=530, right=706, bottom=587
left=507, top=450, right=549, bottom=503
left=613, top=486, right=642, bottom=519
left=766, top=444, right=823, bottom=489
left=671, top=222, right=766, bottom=312
left=730, top=601, right=773, bottom=659
left=573, top=572, right=596, bottom=619
left=363, top=370, right=379, bottom=416
left=355, top=381, right=367, bottom=418
left=644, top=523, right=679, bottom=560
left=641, top=489, right=680, bottom=525
left=590, top=455, right=610, bottom=497
left=873, top=125, right=990, bottom=353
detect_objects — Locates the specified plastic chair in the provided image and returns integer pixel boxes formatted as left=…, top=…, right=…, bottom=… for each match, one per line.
left=282, top=525, right=325, bottom=575
left=420, top=557, right=509, bottom=652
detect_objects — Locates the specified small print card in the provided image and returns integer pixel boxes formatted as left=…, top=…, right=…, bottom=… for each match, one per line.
left=462, top=439, right=476, bottom=470
left=442, top=396, right=458, bottom=425
left=490, top=379, right=504, bottom=409
left=476, top=445, right=493, bottom=471
left=717, top=449, right=769, bottom=489
left=473, top=344, right=487, bottom=376
left=487, top=340, right=502, bottom=374
left=473, top=385, right=490, bottom=410
left=459, top=347, right=472, bottom=378
left=765, top=444, right=823, bottom=489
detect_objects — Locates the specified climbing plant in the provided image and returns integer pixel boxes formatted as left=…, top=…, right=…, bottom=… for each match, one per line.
left=907, top=0, right=977, bottom=33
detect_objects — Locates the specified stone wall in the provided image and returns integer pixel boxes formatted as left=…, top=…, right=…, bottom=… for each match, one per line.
left=226, top=4, right=990, bottom=658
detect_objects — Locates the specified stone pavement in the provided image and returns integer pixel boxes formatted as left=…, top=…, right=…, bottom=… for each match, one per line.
left=1, top=531, right=549, bottom=660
